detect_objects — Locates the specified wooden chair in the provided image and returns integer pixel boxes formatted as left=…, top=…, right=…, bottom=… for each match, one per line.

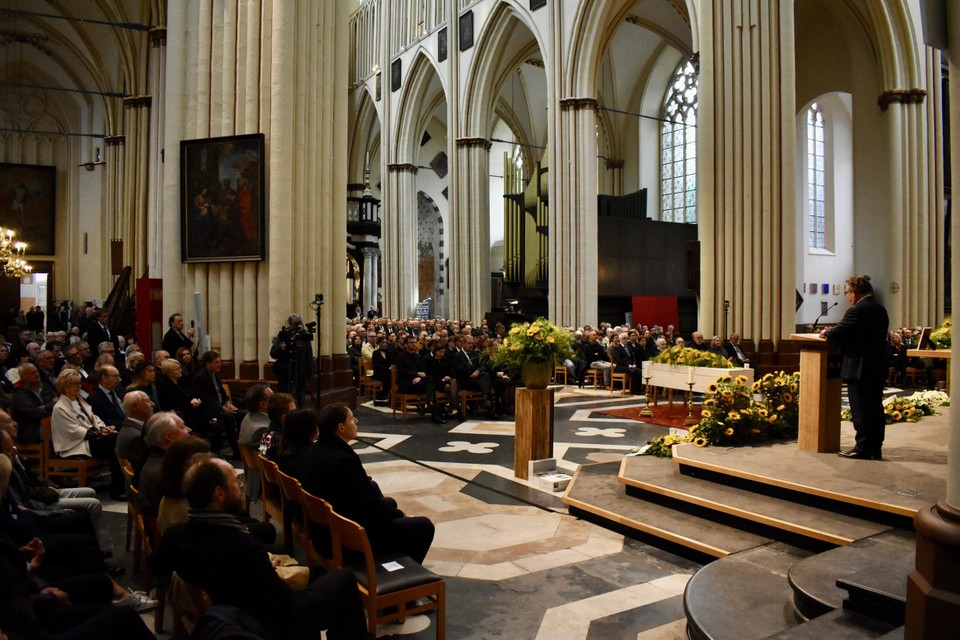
left=41, top=417, right=110, bottom=488
left=330, top=510, right=446, bottom=640
left=256, top=454, right=284, bottom=526
left=390, top=365, right=429, bottom=421
left=275, top=467, right=310, bottom=552
left=581, top=368, right=602, bottom=389
left=299, top=489, right=341, bottom=571
left=15, top=441, right=45, bottom=475
left=552, top=365, right=567, bottom=385
left=238, top=444, right=261, bottom=511
left=170, top=572, right=212, bottom=637
left=139, top=509, right=168, bottom=633
left=358, top=359, right=383, bottom=400
left=609, top=358, right=631, bottom=394
left=120, top=459, right=136, bottom=553
left=459, top=389, right=484, bottom=416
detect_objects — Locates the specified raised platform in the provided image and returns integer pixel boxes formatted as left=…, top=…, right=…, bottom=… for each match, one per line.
left=561, top=405, right=949, bottom=638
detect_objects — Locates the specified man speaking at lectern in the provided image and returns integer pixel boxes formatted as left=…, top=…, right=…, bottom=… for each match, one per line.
left=820, top=275, right=889, bottom=460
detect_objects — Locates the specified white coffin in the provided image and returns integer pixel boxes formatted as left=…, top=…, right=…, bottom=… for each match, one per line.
left=643, top=362, right=753, bottom=394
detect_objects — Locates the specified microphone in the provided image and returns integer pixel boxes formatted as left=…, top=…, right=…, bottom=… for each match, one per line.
left=813, top=302, right=839, bottom=331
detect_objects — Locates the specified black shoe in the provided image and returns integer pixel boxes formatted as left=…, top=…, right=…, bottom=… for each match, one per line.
left=374, top=399, right=389, bottom=406
left=431, top=413, right=446, bottom=424
left=838, top=448, right=874, bottom=460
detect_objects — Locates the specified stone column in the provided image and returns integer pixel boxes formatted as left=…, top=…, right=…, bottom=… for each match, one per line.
left=698, top=1, right=796, bottom=345
left=382, top=163, right=419, bottom=318
left=550, top=98, right=599, bottom=327
left=904, top=5, right=960, bottom=637
left=449, top=137, right=491, bottom=323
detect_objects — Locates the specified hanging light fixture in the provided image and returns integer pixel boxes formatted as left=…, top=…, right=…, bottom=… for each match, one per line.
left=0, top=228, right=32, bottom=278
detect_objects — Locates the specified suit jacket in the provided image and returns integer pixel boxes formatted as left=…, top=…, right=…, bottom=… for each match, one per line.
left=824, top=295, right=889, bottom=381
left=725, top=341, right=749, bottom=366
left=611, top=344, right=635, bottom=372
left=85, top=322, right=120, bottom=352
left=162, top=328, right=195, bottom=356
left=190, top=369, right=228, bottom=423
left=115, top=417, right=147, bottom=470
left=157, top=376, right=194, bottom=417
left=10, top=382, right=56, bottom=444
left=86, top=386, right=126, bottom=429
left=158, top=515, right=295, bottom=638
left=299, top=434, right=403, bottom=533
left=393, top=349, right=427, bottom=389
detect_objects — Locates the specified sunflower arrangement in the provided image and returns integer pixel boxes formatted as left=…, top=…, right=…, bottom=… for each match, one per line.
left=651, top=346, right=733, bottom=368
left=753, top=371, right=801, bottom=439
left=492, top=317, right=574, bottom=372
left=930, top=317, right=952, bottom=349
left=644, top=371, right=802, bottom=458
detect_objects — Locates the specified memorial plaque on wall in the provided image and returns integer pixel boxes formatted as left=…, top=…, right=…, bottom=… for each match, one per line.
left=438, top=27, right=447, bottom=62
left=391, top=59, right=402, bottom=92
left=530, top=0, right=546, bottom=10
left=459, top=11, right=473, bottom=51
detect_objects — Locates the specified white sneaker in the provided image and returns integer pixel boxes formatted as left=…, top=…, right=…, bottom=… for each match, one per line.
left=113, top=590, right=158, bottom=612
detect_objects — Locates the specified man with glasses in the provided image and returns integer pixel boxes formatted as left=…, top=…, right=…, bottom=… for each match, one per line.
left=821, top=275, right=889, bottom=460
left=87, top=365, right=127, bottom=429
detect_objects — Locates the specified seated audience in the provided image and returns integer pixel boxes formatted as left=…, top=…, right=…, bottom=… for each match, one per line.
left=239, top=384, right=273, bottom=447
left=156, top=435, right=212, bottom=533
left=176, top=345, right=197, bottom=379
left=157, top=357, right=201, bottom=418
left=275, top=408, right=318, bottom=479
left=300, top=403, right=435, bottom=564
left=50, top=369, right=125, bottom=500
left=708, top=335, right=728, bottom=357
left=85, top=365, right=126, bottom=430
left=611, top=333, right=643, bottom=394
left=10, top=362, right=56, bottom=444
left=115, top=390, right=154, bottom=474
left=126, top=359, right=160, bottom=409
left=725, top=332, right=751, bottom=367
left=260, top=392, right=295, bottom=460
left=190, top=351, right=240, bottom=460
left=136, top=411, right=192, bottom=516
left=157, top=455, right=367, bottom=640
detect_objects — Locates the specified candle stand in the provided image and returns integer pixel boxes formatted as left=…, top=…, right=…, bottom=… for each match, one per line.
left=639, top=375, right=654, bottom=417
left=683, top=381, right=699, bottom=426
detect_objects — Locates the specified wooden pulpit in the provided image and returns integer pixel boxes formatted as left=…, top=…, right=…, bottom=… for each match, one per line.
left=514, top=388, right=554, bottom=479
left=790, top=333, right=842, bottom=453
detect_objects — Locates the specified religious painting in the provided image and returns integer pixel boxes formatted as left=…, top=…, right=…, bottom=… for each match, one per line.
left=438, top=27, right=447, bottom=62
left=180, top=133, right=266, bottom=262
left=0, top=162, right=56, bottom=255
left=459, top=11, right=474, bottom=51
left=391, top=59, right=402, bottom=92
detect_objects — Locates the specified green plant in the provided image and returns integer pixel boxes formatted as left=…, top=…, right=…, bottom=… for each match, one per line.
left=930, top=317, right=952, bottom=349
left=492, top=318, right=574, bottom=371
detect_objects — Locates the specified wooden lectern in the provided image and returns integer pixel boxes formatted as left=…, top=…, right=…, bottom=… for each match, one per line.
left=514, top=388, right=554, bottom=479
left=791, top=333, right=842, bottom=453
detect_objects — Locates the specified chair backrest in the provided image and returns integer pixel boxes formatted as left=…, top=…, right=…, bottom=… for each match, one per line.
left=300, top=489, right=342, bottom=569
left=40, top=417, right=54, bottom=459
left=390, top=364, right=398, bottom=393
left=238, top=445, right=259, bottom=477
left=275, top=467, right=302, bottom=510
left=329, top=509, right=378, bottom=591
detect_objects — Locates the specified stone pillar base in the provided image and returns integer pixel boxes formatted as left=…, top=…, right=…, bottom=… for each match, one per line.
left=309, top=354, right=357, bottom=410
left=905, top=499, right=960, bottom=639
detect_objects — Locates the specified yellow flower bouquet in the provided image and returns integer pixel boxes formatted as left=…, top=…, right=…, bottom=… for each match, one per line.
left=493, top=318, right=575, bottom=372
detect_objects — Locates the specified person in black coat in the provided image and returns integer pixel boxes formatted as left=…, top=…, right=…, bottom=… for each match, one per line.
left=822, top=275, right=890, bottom=460
left=394, top=336, right=445, bottom=423
left=300, top=404, right=435, bottom=564
left=189, top=351, right=240, bottom=459
left=85, top=366, right=126, bottom=430
left=156, top=455, right=365, bottom=640
left=162, top=312, right=197, bottom=357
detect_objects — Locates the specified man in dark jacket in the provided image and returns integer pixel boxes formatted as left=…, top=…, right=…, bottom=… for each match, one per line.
left=300, top=403, right=435, bottom=564
left=157, top=454, right=365, bottom=640
left=822, top=275, right=889, bottom=460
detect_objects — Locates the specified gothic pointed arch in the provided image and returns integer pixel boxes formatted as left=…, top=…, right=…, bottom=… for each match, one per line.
left=392, top=49, right=446, bottom=162
left=348, top=89, right=382, bottom=184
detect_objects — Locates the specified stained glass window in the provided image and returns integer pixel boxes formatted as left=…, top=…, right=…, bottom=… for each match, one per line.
left=661, top=61, right=698, bottom=224
left=807, top=104, right=825, bottom=249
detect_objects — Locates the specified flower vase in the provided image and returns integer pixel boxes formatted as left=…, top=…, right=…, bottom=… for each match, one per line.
left=521, top=360, right=553, bottom=389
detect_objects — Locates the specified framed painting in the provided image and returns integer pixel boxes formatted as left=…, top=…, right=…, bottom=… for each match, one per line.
left=0, top=163, right=56, bottom=255
left=180, top=133, right=266, bottom=262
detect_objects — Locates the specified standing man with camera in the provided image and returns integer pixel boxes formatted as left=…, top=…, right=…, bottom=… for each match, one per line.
left=270, top=314, right=315, bottom=407
left=162, top=312, right=196, bottom=356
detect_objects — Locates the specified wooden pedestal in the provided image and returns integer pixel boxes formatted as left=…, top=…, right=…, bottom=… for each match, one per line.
left=791, top=333, right=841, bottom=453
left=514, top=388, right=554, bottom=479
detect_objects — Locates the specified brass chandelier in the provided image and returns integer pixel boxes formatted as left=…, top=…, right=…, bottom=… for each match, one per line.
left=0, top=228, right=32, bottom=278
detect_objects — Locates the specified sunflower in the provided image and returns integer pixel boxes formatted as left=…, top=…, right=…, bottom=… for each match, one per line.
left=777, top=404, right=786, bottom=411
left=707, top=383, right=718, bottom=394
left=735, top=375, right=747, bottom=385
left=724, top=427, right=735, bottom=436
left=729, top=411, right=741, bottom=421
left=722, top=389, right=734, bottom=398
left=758, top=408, right=768, bottom=417
left=753, top=381, right=761, bottom=391
left=789, top=383, right=798, bottom=392
left=783, top=392, right=793, bottom=403
left=891, top=411, right=902, bottom=421
left=701, top=409, right=712, bottom=418
left=694, top=437, right=708, bottom=447
left=705, top=398, right=716, bottom=408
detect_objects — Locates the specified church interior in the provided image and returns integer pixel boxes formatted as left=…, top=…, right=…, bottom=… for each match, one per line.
left=0, top=0, right=958, bottom=638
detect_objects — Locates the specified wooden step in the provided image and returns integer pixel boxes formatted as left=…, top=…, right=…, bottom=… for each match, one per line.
left=620, top=456, right=891, bottom=546
left=562, top=461, right=772, bottom=558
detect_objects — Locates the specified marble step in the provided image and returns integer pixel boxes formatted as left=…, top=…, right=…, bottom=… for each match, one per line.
left=683, top=543, right=812, bottom=640
left=761, top=608, right=899, bottom=639
left=787, top=530, right=915, bottom=620
left=837, top=551, right=914, bottom=626
left=621, top=455, right=891, bottom=546
left=563, top=461, right=772, bottom=558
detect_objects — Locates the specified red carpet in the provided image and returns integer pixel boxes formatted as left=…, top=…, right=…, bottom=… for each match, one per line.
left=597, top=403, right=701, bottom=429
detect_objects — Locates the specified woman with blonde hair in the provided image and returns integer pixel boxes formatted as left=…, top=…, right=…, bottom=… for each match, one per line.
left=51, top=368, right=125, bottom=499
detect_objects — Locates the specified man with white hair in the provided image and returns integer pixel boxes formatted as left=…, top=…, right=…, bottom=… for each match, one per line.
left=136, top=411, right=191, bottom=515
left=115, top=390, right=154, bottom=472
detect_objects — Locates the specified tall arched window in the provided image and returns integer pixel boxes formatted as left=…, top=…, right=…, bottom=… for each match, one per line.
left=661, top=60, right=698, bottom=223
left=806, top=103, right=826, bottom=249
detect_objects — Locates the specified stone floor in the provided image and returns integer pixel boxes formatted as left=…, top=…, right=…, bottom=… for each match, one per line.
left=97, top=385, right=700, bottom=639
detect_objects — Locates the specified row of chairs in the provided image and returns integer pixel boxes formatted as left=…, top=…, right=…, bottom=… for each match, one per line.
left=553, top=363, right=633, bottom=393
left=19, top=417, right=111, bottom=487
left=358, top=362, right=486, bottom=421
left=240, top=446, right=446, bottom=639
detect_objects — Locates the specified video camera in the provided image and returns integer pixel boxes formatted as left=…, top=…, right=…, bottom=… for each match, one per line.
left=278, top=319, right=317, bottom=351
